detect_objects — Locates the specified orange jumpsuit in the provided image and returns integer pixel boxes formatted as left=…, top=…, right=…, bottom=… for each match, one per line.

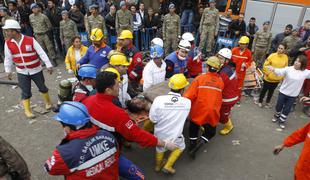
left=283, top=122, right=310, bottom=180
left=231, top=47, right=252, bottom=98
left=184, top=72, right=224, bottom=127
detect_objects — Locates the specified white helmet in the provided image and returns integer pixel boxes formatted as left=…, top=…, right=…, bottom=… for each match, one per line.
left=178, top=40, right=191, bottom=51
left=2, top=19, right=21, bottom=30
left=182, top=32, right=195, bottom=42
left=218, top=48, right=232, bottom=59
left=151, top=38, right=164, bottom=48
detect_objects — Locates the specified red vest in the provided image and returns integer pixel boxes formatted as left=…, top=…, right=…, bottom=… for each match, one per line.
left=6, top=36, right=41, bottom=69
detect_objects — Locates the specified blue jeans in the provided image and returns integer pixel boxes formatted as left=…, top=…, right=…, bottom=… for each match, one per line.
left=275, top=92, right=296, bottom=122
left=119, top=155, right=144, bottom=180
left=181, top=9, right=194, bottom=32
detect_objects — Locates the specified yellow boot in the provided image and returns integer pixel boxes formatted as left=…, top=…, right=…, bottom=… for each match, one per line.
left=220, top=119, right=234, bottom=135
left=22, top=99, right=35, bottom=119
left=155, top=152, right=165, bottom=172
left=162, top=148, right=183, bottom=174
left=41, top=92, right=52, bottom=110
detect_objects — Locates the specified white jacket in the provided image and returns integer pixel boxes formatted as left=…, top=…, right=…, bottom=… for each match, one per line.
left=142, top=60, right=166, bottom=91
left=119, top=74, right=131, bottom=108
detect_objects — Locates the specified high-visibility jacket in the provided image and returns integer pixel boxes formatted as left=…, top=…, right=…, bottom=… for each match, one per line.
left=165, top=51, right=188, bottom=78
left=283, top=122, right=310, bottom=180
left=220, top=64, right=239, bottom=105
left=184, top=72, right=224, bottom=126
left=65, top=45, right=88, bottom=72
left=231, top=47, right=252, bottom=90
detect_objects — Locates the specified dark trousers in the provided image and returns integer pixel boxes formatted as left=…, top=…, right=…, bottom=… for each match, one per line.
left=17, top=71, right=49, bottom=100
left=259, top=80, right=279, bottom=103
left=274, top=92, right=296, bottom=122
left=189, top=121, right=216, bottom=143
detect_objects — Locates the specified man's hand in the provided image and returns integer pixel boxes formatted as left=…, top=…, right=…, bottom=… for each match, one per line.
left=299, top=47, right=306, bottom=52
left=7, top=72, right=12, bottom=80
left=300, top=96, right=310, bottom=102
left=267, top=66, right=274, bottom=72
left=47, top=67, right=53, bottom=75
left=164, top=140, right=178, bottom=151
left=273, top=144, right=284, bottom=155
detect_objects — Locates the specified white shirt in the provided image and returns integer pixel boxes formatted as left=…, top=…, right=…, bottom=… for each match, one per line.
left=119, top=74, right=131, bottom=108
left=139, top=10, right=145, bottom=20
left=142, top=60, right=166, bottom=91
left=274, top=66, right=310, bottom=97
left=149, top=92, right=191, bottom=142
left=4, top=35, right=52, bottom=75
left=133, top=12, right=142, bottom=31
left=74, top=49, right=81, bottom=62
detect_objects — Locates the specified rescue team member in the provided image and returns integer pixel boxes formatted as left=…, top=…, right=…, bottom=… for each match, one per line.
left=142, top=44, right=166, bottom=91
left=82, top=71, right=177, bottom=179
left=78, top=28, right=112, bottom=69
left=273, top=122, right=310, bottom=180
left=3, top=19, right=53, bottom=119
left=231, top=36, right=253, bottom=105
left=149, top=74, right=191, bottom=174
left=44, top=102, right=119, bottom=179
left=165, top=40, right=191, bottom=78
left=182, top=32, right=203, bottom=78
left=72, top=64, right=97, bottom=102
left=217, top=48, right=239, bottom=135
left=184, top=56, right=224, bottom=158
left=151, top=37, right=164, bottom=48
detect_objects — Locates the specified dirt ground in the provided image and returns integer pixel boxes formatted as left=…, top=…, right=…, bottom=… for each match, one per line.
left=0, top=63, right=308, bottom=180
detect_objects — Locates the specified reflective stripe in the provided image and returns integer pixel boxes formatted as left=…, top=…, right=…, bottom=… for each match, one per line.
left=229, top=72, right=236, bottom=80
left=70, top=147, right=117, bottom=172
left=232, top=55, right=248, bottom=59
left=201, top=136, right=209, bottom=142
left=223, top=96, right=239, bottom=102
left=90, top=118, right=115, bottom=132
left=130, top=71, right=138, bottom=77
left=14, top=59, right=40, bottom=66
left=198, top=86, right=222, bottom=92
left=12, top=52, right=37, bottom=58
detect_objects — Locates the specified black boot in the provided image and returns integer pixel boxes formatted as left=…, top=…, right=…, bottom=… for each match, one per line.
left=188, top=138, right=207, bottom=159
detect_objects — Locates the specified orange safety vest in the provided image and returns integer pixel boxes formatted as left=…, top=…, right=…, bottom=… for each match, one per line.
left=184, top=72, right=224, bottom=126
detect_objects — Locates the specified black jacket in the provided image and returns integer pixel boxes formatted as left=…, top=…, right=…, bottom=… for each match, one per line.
left=44, top=7, right=62, bottom=27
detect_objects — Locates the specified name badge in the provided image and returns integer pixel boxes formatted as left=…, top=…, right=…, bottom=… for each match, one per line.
left=25, top=45, right=32, bottom=52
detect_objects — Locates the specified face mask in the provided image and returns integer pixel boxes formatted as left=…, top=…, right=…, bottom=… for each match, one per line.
left=85, top=85, right=94, bottom=92
left=178, top=54, right=186, bottom=61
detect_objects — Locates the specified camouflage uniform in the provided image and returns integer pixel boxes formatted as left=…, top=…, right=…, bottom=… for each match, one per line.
left=199, top=7, right=219, bottom=54
left=162, top=13, right=181, bottom=55
left=29, top=12, right=56, bottom=60
left=85, top=14, right=107, bottom=37
left=282, top=35, right=301, bottom=64
left=252, top=30, right=272, bottom=69
left=60, top=19, right=78, bottom=51
left=115, top=9, right=133, bottom=35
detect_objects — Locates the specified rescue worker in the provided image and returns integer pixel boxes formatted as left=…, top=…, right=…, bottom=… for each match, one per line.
left=29, top=3, right=57, bottom=66
left=149, top=73, right=191, bottom=174
left=151, top=37, right=164, bottom=48
left=44, top=102, right=120, bottom=179
left=82, top=71, right=177, bottom=179
left=184, top=56, right=224, bottom=158
left=162, top=3, right=181, bottom=55
left=217, top=48, right=239, bottom=135
left=165, top=39, right=191, bottom=78
left=3, top=19, right=53, bottom=119
left=273, top=122, right=310, bottom=179
left=59, top=10, right=78, bottom=52
left=72, top=64, right=97, bottom=102
left=85, top=4, right=107, bottom=38
left=231, top=36, right=253, bottom=104
left=78, top=28, right=112, bottom=69
left=252, top=21, right=272, bottom=69
left=182, top=32, right=203, bottom=78
left=0, top=136, right=31, bottom=180
left=199, top=0, right=219, bottom=57
left=142, top=44, right=166, bottom=91
left=115, top=1, right=133, bottom=35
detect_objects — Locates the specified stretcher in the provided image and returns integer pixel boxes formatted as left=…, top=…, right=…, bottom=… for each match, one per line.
left=243, top=67, right=264, bottom=90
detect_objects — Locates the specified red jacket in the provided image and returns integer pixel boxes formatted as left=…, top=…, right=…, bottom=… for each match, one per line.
left=220, top=64, right=239, bottom=105
left=83, top=93, right=158, bottom=147
left=187, top=56, right=202, bottom=78
left=122, top=44, right=144, bottom=82
left=283, top=122, right=310, bottom=180
left=44, top=126, right=119, bottom=180
left=231, top=47, right=252, bottom=89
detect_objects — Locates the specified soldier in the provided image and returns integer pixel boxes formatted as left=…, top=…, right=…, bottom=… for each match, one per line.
left=85, top=4, right=107, bottom=38
left=199, top=0, right=219, bottom=57
left=59, top=10, right=78, bottom=52
left=0, top=7, right=12, bottom=40
left=252, top=21, right=272, bottom=69
left=29, top=3, right=57, bottom=66
left=282, top=28, right=301, bottom=65
left=115, top=1, right=133, bottom=35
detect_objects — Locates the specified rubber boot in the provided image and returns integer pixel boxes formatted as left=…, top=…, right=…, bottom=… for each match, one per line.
left=41, top=92, right=52, bottom=110
left=162, top=148, right=183, bottom=174
left=155, top=152, right=165, bottom=172
left=22, top=99, right=36, bottom=119
left=188, top=138, right=207, bottom=159
left=219, top=119, right=234, bottom=135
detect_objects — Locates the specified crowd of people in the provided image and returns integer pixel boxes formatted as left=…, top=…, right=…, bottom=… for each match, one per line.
left=0, top=0, right=310, bottom=180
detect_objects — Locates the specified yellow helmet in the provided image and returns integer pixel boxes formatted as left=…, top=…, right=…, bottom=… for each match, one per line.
left=118, top=30, right=133, bottom=39
left=168, top=73, right=189, bottom=90
left=109, top=54, right=130, bottom=66
left=206, top=56, right=221, bottom=70
left=90, top=28, right=104, bottom=41
left=238, top=36, right=250, bottom=44
left=104, top=68, right=121, bottom=81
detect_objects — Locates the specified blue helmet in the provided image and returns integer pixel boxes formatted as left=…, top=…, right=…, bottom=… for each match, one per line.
left=150, top=45, right=164, bottom=59
left=78, top=64, right=97, bottom=79
left=53, top=101, right=90, bottom=128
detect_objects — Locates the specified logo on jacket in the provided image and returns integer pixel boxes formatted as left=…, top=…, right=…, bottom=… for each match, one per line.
left=171, top=97, right=178, bottom=103
left=100, top=51, right=107, bottom=58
